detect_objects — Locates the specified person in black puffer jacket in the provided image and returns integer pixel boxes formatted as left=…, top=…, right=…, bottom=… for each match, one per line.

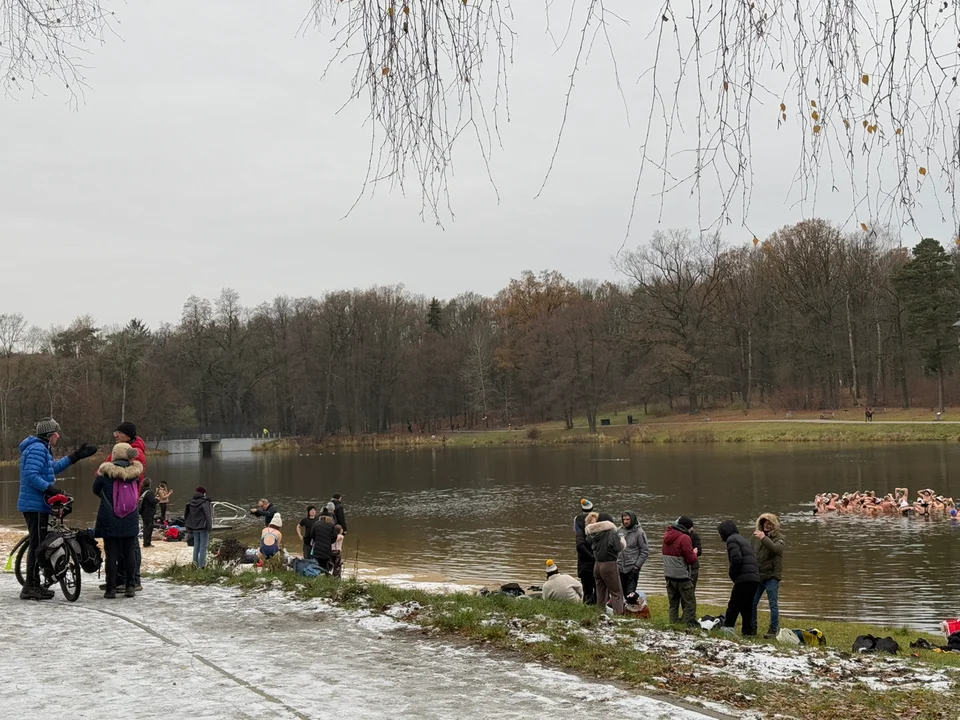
left=574, top=498, right=597, bottom=604
left=310, top=515, right=338, bottom=572
left=586, top=512, right=626, bottom=615
left=717, top=519, right=760, bottom=636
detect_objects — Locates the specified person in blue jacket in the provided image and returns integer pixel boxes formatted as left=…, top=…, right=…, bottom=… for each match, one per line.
left=18, top=418, right=97, bottom=600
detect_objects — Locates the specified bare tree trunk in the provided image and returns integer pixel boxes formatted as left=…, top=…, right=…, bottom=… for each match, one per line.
left=120, top=373, right=127, bottom=422
left=894, top=296, right=910, bottom=408
left=845, top=292, right=859, bottom=403
left=587, top=410, right=598, bottom=434
left=746, top=329, right=753, bottom=410
left=875, top=320, right=883, bottom=405
left=939, top=369, right=945, bottom=414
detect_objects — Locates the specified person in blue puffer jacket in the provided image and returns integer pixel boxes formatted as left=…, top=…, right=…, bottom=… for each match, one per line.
left=18, top=418, right=97, bottom=601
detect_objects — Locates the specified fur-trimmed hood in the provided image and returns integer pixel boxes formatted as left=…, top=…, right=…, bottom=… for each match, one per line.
left=96, top=459, right=143, bottom=481
left=756, top=512, right=781, bottom=534
left=586, top=520, right=617, bottom=535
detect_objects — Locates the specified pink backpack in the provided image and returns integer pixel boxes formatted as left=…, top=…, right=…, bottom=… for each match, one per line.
left=113, top=478, right=140, bottom=518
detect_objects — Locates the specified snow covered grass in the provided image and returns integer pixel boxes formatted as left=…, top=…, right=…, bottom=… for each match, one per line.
left=159, top=563, right=959, bottom=719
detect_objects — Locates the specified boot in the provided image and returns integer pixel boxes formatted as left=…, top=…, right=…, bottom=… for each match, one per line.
left=99, top=583, right=108, bottom=591
left=135, top=584, right=143, bottom=592
left=38, top=588, right=55, bottom=600
left=764, top=629, right=778, bottom=639
left=104, top=588, right=117, bottom=599
left=124, top=586, right=136, bottom=598
left=19, top=585, right=41, bottom=601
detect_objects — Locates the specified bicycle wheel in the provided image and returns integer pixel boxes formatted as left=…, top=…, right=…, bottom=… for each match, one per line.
left=14, top=537, right=29, bottom=587
left=59, top=543, right=81, bottom=602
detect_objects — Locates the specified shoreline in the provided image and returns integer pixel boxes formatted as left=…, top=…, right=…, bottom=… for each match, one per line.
left=3, top=524, right=958, bottom=717
left=251, top=420, right=960, bottom=453
left=159, top=564, right=960, bottom=719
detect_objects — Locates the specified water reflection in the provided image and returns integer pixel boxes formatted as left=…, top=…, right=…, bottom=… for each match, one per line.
left=2, top=443, right=959, bottom=630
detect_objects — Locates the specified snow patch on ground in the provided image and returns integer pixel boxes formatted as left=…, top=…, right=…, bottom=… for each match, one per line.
left=0, top=574, right=719, bottom=720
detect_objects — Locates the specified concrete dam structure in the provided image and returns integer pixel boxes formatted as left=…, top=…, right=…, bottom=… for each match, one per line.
left=150, top=435, right=273, bottom=456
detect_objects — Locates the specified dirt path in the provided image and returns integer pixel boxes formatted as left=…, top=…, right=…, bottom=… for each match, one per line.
left=0, top=574, right=723, bottom=720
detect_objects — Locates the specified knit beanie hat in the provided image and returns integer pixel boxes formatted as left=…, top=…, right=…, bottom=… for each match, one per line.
left=545, top=559, right=559, bottom=576
left=196, top=487, right=207, bottom=495
left=36, top=417, right=61, bottom=438
left=269, top=512, right=283, bottom=529
left=580, top=498, right=594, bottom=512
left=115, top=421, right=137, bottom=440
left=111, top=442, right=136, bottom=461
left=676, top=515, right=694, bottom=530
left=325, top=502, right=336, bottom=515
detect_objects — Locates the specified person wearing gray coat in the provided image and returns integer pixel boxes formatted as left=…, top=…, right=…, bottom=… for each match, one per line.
left=617, top=511, right=649, bottom=598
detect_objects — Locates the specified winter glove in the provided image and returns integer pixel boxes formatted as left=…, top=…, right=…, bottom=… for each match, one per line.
left=68, top=444, right=99, bottom=463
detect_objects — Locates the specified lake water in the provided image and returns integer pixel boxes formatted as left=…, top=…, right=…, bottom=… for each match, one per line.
left=2, top=443, right=959, bottom=630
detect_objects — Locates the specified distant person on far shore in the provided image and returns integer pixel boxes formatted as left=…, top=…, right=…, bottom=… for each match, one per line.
left=574, top=498, right=597, bottom=605
left=250, top=498, right=277, bottom=527
left=297, top=506, right=319, bottom=559
left=541, top=559, right=583, bottom=603
left=617, top=511, right=649, bottom=598
left=718, top=519, right=760, bottom=636
left=586, top=511, right=626, bottom=615
left=662, top=516, right=698, bottom=626
left=331, top=493, right=347, bottom=532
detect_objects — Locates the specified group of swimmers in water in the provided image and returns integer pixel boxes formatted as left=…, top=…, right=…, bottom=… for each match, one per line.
left=814, top=488, right=958, bottom=518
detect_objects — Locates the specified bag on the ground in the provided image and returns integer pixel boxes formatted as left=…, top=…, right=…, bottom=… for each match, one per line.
left=500, top=582, right=525, bottom=597
left=853, top=634, right=898, bottom=654
left=112, top=479, right=139, bottom=519
left=791, top=628, right=826, bottom=647
left=75, top=529, right=102, bottom=574
left=875, top=636, right=899, bottom=654
left=698, top=615, right=724, bottom=631
left=777, top=628, right=801, bottom=645
left=165, top=527, right=182, bottom=541
left=38, top=533, right=68, bottom=574
left=292, top=558, right=322, bottom=577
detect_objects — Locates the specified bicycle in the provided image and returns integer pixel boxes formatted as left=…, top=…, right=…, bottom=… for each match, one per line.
left=11, top=494, right=84, bottom=602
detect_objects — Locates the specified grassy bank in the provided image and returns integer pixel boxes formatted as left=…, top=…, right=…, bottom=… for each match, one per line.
left=159, top=564, right=958, bottom=719
left=252, top=419, right=960, bottom=455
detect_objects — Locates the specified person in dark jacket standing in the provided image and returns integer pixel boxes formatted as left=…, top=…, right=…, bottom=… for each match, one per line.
left=662, top=516, right=699, bottom=625
left=752, top=512, right=785, bottom=638
left=574, top=498, right=597, bottom=604
left=185, top=487, right=214, bottom=568
left=586, top=512, right=626, bottom=615
left=718, top=519, right=760, bottom=636
left=331, top=493, right=347, bottom=532
left=297, top=506, right=319, bottom=559
left=310, top=515, right=338, bottom=572
left=139, top=478, right=159, bottom=547
left=617, top=511, right=649, bottom=598
left=17, top=418, right=97, bottom=600
left=250, top=498, right=277, bottom=527
left=689, top=524, right=703, bottom=588
left=93, top=443, right=144, bottom=599
left=111, top=421, right=147, bottom=592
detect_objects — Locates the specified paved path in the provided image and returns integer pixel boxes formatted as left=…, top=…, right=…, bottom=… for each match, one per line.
left=0, top=575, right=721, bottom=720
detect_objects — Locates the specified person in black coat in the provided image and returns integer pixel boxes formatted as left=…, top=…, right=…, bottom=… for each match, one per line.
left=139, top=478, right=159, bottom=547
left=93, top=444, right=143, bottom=599
left=574, top=498, right=597, bottom=604
left=331, top=493, right=347, bottom=533
left=717, top=519, right=760, bottom=636
left=310, top=515, right=338, bottom=572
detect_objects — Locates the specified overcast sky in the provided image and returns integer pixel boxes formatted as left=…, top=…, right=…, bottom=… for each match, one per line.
left=0, top=2, right=950, bottom=329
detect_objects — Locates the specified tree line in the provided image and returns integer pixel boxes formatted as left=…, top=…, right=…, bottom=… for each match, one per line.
left=0, top=219, right=957, bottom=455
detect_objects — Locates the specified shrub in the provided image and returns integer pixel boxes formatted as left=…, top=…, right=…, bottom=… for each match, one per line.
left=526, top=427, right=542, bottom=440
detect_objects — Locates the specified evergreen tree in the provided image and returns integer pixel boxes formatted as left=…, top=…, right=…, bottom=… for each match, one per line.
left=427, top=297, right=443, bottom=333
left=893, top=238, right=960, bottom=413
